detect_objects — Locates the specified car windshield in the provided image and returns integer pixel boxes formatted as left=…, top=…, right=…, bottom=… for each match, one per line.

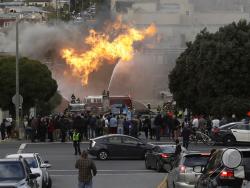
left=220, top=123, right=236, bottom=129
left=160, top=146, right=175, bottom=153
left=24, top=157, right=38, bottom=168
left=0, top=162, right=25, bottom=181
left=183, top=155, right=210, bottom=167
left=221, top=123, right=248, bottom=130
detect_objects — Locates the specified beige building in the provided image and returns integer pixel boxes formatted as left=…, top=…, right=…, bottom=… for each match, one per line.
left=109, top=0, right=250, bottom=103
left=26, top=0, right=52, bottom=7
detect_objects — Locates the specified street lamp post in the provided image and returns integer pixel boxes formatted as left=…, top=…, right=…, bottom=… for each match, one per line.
left=15, top=16, right=21, bottom=139
left=15, top=15, right=25, bottom=139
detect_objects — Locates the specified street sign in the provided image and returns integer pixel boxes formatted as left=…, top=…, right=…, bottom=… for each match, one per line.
left=12, top=94, right=23, bottom=106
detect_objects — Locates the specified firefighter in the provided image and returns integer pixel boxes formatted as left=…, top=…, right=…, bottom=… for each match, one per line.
left=72, top=129, right=81, bottom=155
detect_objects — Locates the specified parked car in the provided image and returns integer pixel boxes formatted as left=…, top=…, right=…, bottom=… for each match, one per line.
left=167, top=152, right=210, bottom=188
left=195, top=148, right=250, bottom=188
left=88, top=134, right=154, bottom=160
left=0, top=157, right=40, bottom=188
left=145, top=145, right=187, bottom=172
left=211, top=122, right=249, bottom=145
left=6, top=153, right=52, bottom=188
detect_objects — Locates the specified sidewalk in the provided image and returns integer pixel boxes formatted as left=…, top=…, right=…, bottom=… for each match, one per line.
left=0, top=138, right=25, bottom=144
left=0, top=135, right=176, bottom=144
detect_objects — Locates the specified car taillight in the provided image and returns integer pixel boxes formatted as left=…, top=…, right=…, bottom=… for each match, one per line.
left=212, top=127, right=220, bottom=134
left=220, top=170, right=234, bottom=179
left=160, top=153, right=169, bottom=158
left=179, top=165, right=186, bottom=173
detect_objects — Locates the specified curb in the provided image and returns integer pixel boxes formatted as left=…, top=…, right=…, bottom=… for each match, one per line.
left=157, top=176, right=168, bottom=188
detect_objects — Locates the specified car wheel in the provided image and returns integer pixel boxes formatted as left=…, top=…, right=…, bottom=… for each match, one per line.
left=224, top=135, right=236, bottom=146
left=47, top=177, right=52, bottom=188
left=145, top=158, right=151, bottom=169
left=142, top=150, right=149, bottom=159
left=164, top=163, right=172, bottom=172
left=156, top=160, right=162, bottom=172
left=42, top=179, right=46, bottom=188
left=98, top=150, right=109, bottom=160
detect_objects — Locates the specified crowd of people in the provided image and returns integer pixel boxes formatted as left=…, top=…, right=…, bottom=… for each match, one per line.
left=0, top=118, right=13, bottom=141
left=0, top=111, right=249, bottom=145
left=22, top=111, right=187, bottom=143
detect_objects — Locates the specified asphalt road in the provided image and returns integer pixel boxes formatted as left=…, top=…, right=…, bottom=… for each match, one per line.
left=1, top=141, right=250, bottom=188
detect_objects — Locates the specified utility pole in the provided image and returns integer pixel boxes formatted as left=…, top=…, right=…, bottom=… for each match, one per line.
left=56, top=0, right=59, bottom=22
left=15, top=15, right=25, bottom=140
left=15, top=17, right=20, bottom=139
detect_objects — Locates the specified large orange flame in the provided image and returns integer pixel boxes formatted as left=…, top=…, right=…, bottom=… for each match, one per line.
left=61, top=19, right=157, bottom=86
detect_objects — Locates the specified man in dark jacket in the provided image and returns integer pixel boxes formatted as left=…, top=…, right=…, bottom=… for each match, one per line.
left=0, top=119, right=6, bottom=140
left=30, top=117, right=38, bottom=142
left=75, top=150, right=97, bottom=188
left=174, top=139, right=182, bottom=166
left=154, top=113, right=163, bottom=141
left=60, top=116, right=69, bottom=142
left=182, top=124, right=191, bottom=149
left=143, top=116, right=151, bottom=139
left=73, top=115, right=82, bottom=132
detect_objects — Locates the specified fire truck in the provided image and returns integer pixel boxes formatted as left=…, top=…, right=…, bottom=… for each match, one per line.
left=68, top=92, right=133, bottom=115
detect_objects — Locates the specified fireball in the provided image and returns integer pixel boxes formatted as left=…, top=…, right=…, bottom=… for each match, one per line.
left=61, top=18, right=157, bottom=86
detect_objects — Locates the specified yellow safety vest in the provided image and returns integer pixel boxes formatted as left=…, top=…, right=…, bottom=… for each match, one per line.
left=73, top=133, right=80, bottom=141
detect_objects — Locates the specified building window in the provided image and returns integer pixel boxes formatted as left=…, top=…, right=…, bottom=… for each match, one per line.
left=115, top=2, right=132, bottom=13
left=161, top=3, right=180, bottom=13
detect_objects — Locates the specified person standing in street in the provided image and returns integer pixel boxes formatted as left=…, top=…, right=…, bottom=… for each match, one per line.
left=30, top=117, right=38, bottom=142
left=72, top=129, right=81, bottom=155
left=109, top=115, right=118, bottom=134
left=102, top=116, right=109, bottom=135
left=174, top=139, right=182, bottom=166
left=150, top=116, right=156, bottom=139
left=143, top=116, right=151, bottom=140
left=0, top=119, right=6, bottom=140
left=154, top=113, right=163, bottom=141
left=60, top=115, right=69, bottom=142
left=75, top=150, right=97, bottom=188
left=182, top=123, right=191, bottom=149
left=117, top=116, right=124, bottom=135
left=48, top=118, right=55, bottom=142
left=212, top=116, right=220, bottom=128
left=89, top=115, right=97, bottom=138
left=172, top=115, right=180, bottom=140
left=5, top=118, right=12, bottom=139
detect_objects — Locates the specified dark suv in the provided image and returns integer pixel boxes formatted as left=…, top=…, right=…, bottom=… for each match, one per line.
left=0, top=157, right=40, bottom=188
left=195, top=149, right=250, bottom=188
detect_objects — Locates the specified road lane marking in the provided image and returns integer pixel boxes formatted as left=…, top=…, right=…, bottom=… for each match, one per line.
left=49, top=169, right=152, bottom=172
left=17, top=143, right=26, bottom=154
left=50, top=173, right=161, bottom=177
left=26, top=141, right=174, bottom=144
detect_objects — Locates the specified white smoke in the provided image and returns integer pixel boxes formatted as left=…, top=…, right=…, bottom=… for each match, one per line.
left=0, top=22, right=88, bottom=60
left=0, top=20, right=162, bottom=100
left=0, top=22, right=93, bottom=99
